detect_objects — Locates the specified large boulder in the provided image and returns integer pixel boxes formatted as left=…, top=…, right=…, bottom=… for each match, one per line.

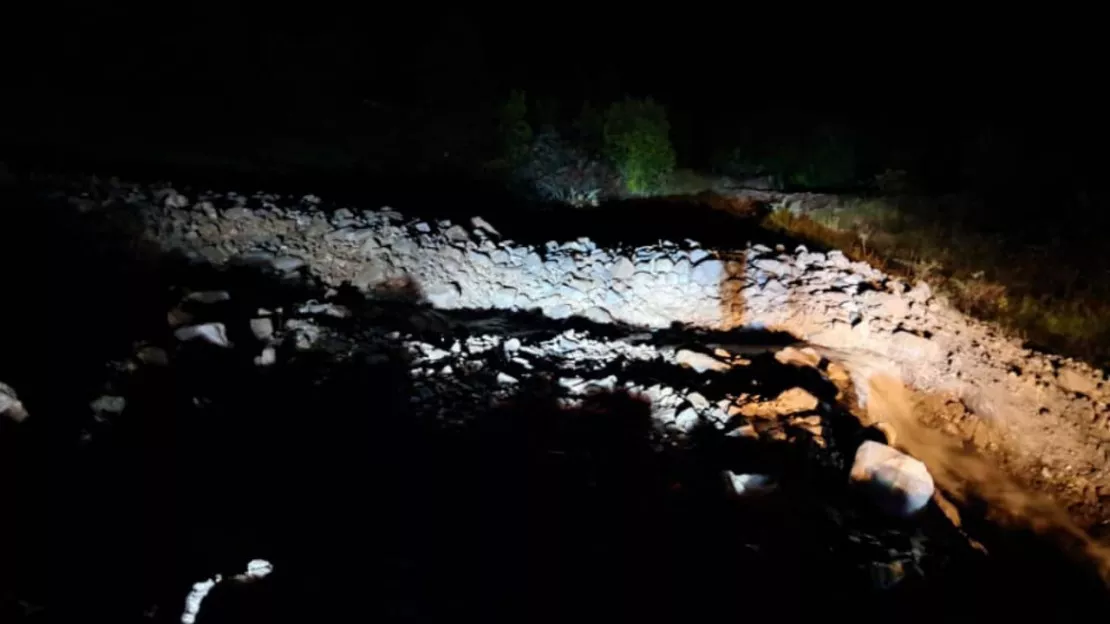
left=849, top=441, right=934, bottom=517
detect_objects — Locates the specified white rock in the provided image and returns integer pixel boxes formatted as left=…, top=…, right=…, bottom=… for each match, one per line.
left=181, top=576, right=220, bottom=624
left=503, top=338, right=522, bottom=353
left=723, top=471, right=777, bottom=497
left=691, top=259, right=723, bottom=286
left=271, top=256, right=306, bottom=273
left=0, top=382, right=28, bottom=423
left=497, top=372, right=519, bottom=385
left=471, top=216, right=501, bottom=237
left=174, top=323, right=232, bottom=348
left=676, top=349, right=730, bottom=373
left=254, top=347, right=277, bottom=367
left=849, top=441, right=934, bottom=517
left=611, top=257, right=636, bottom=280
left=250, top=318, right=274, bottom=341
left=685, top=392, right=710, bottom=410
left=674, top=407, right=700, bottom=432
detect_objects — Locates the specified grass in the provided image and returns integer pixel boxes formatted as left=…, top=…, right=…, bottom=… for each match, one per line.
left=762, top=199, right=1110, bottom=369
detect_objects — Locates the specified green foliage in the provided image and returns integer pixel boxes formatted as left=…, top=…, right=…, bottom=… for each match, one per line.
left=602, top=97, right=676, bottom=195
left=497, top=89, right=533, bottom=168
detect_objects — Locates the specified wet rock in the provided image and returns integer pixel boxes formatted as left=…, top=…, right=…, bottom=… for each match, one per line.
left=849, top=441, right=935, bottom=517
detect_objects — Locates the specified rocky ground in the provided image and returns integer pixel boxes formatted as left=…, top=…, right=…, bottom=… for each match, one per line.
left=2, top=173, right=1110, bottom=620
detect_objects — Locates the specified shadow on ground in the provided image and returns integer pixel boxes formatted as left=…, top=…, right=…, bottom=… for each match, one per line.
left=1, top=182, right=1108, bottom=622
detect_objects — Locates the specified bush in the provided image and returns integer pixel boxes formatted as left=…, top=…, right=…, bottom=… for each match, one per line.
left=602, top=97, right=676, bottom=195
left=512, top=130, right=616, bottom=207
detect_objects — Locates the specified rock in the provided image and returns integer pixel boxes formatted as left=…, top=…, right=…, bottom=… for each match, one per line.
left=0, top=382, right=28, bottom=423
left=849, top=441, right=935, bottom=517
left=497, top=372, right=519, bottom=385
left=250, top=318, right=275, bottom=341
left=691, top=259, right=723, bottom=286
left=471, top=216, right=501, bottom=237
left=414, top=222, right=431, bottom=233
left=676, top=349, right=730, bottom=373
left=232, top=251, right=275, bottom=268
left=752, top=258, right=790, bottom=276
left=135, top=345, right=169, bottom=366
left=1057, top=367, right=1099, bottom=397
left=425, top=282, right=462, bottom=308
left=271, top=256, right=306, bottom=273
left=503, top=338, right=522, bottom=353
left=888, top=330, right=942, bottom=362
left=444, top=225, right=470, bottom=242
left=686, top=392, right=710, bottom=410
left=165, top=191, right=190, bottom=208
left=255, top=346, right=277, bottom=367
left=492, top=287, right=517, bottom=308
left=90, top=395, right=126, bottom=416
left=723, top=471, right=777, bottom=497
left=611, top=256, right=636, bottom=280
left=690, top=249, right=711, bottom=264
left=548, top=304, right=573, bottom=319
left=174, top=323, right=232, bottom=348
left=583, top=306, right=613, bottom=324
left=675, top=407, right=700, bottom=432
left=185, top=290, right=231, bottom=304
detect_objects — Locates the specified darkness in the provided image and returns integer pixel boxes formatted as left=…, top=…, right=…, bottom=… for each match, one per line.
left=6, top=10, right=1108, bottom=202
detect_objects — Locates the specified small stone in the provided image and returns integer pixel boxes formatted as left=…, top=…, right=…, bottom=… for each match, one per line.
left=90, top=395, right=126, bottom=415
left=675, top=407, right=700, bottom=432
left=503, top=338, right=521, bottom=353
left=471, top=216, right=501, bottom=237
left=185, top=290, right=231, bottom=304
left=676, top=349, right=730, bottom=373
left=174, top=323, right=232, bottom=348
left=444, top=225, right=470, bottom=242
left=255, top=346, right=277, bottom=367
left=686, top=392, right=710, bottom=410
left=414, top=222, right=431, bottom=233
left=250, top=318, right=275, bottom=341
left=723, top=471, right=777, bottom=497
left=271, top=256, right=306, bottom=273
left=497, top=372, right=519, bottom=385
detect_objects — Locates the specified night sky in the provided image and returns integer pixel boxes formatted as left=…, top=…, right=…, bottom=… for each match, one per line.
left=4, top=9, right=1107, bottom=197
